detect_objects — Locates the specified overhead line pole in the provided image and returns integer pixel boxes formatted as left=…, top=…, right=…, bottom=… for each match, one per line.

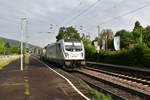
left=21, top=18, right=24, bottom=71
left=98, top=25, right=100, bottom=37
left=20, top=18, right=27, bottom=71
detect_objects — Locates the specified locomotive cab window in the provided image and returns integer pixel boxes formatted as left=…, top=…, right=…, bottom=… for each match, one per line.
left=65, top=42, right=82, bottom=52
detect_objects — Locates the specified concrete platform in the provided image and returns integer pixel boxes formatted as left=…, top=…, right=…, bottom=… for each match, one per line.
left=0, top=57, right=89, bottom=100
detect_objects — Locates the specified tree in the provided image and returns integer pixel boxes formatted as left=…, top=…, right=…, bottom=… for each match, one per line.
left=0, top=38, right=6, bottom=54
left=56, top=26, right=80, bottom=41
left=143, top=26, right=150, bottom=47
left=5, top=42, right=10, bottom=48
left=133, top=21, right=143, bottom=31
left=81, top=33, right=96, bottom=60
left=92, top=37, right=102, bottom=48
left=100, top=29, right=114, bottom=49
left=115, top=30, right=134, bottom=48
left=10, top=45, right=21, bottom=54
left=132, top=21, right=144, bottom=43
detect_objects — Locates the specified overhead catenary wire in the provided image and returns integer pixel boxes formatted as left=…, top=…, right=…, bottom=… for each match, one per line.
left=65, top=0, right=102, bottom=25
left=99, top=2, right=150, bottom=26
left=60, top=2, right=83, bottom=26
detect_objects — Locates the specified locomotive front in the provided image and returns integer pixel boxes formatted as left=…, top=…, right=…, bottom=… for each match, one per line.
left=62, top=39, right=85, bottom=66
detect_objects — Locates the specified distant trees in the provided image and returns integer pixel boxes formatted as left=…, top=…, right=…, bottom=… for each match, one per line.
left=80, top=21, right=150, bottom=67
left=56, top=26, right=80, bottom=41
left=100, top=29, right=114, bottom=50
left=0, top=38, right=6, bottom=54
left=115, top=21, right=150, bottom=48
left=115, top=30, right=134, bottom=48
left=10, top=45, right=20, bottom=54
left=0, top=37, right=20, bottom=55
left=143, top=26, right=150, bottom=47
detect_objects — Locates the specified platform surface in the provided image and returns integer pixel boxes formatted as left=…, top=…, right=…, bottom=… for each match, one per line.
left=0, top=57, right=87, bottom=100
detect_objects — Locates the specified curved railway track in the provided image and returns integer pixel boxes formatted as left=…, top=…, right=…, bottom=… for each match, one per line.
left=71, top=68, right=150, bottom=100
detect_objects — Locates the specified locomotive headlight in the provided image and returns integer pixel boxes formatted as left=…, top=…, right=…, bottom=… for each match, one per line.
left=81, top=53, right=84, bottom=57
left=65, top=53, right=69, bottom=57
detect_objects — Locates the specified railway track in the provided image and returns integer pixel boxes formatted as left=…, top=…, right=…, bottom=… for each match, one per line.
left=85, top=67, right=150, bottom=86
left=41, top=59, right=150, bottom=100
left=86, top=62, right=150, bottom=80
left=71, top=68, right=150, bottom=100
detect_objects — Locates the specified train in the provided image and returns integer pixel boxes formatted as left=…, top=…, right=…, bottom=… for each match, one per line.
left=40, top=39, right=85, bottom=68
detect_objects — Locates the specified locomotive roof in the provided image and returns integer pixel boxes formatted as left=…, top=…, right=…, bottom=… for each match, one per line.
left=58, top=39, right=81, bottom=43
left=45, top=39, right=82, bottom=48
left=64, top=39, right=81, bottom=42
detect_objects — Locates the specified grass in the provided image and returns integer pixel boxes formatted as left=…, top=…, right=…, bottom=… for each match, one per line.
left=0, top=57, right=19, bottom=69
left=88, top=88, right=112, bottom=100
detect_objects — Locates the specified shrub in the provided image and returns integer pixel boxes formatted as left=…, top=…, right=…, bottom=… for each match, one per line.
left=86, top=43, right=150, bottom=67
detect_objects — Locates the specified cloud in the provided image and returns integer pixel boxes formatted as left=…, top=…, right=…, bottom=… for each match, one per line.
left=0, top=0, right=150, bottom=46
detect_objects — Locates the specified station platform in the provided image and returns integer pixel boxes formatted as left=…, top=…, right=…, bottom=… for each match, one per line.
left=0, top=57, right=89, bottom=100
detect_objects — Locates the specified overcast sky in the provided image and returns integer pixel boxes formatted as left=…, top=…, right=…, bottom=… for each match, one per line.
left=0, top=0, right=150, bottom=47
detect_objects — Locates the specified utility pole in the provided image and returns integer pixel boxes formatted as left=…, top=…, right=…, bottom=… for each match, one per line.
left=97, top=25, right=101, bottom=50
left=98, top=25, right=100, bottom=37
left=20, top=18, right=27, bottom=71
left=24, top=19, right=29, bottom=54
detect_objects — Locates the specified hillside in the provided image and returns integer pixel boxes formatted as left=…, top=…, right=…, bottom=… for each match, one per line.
left=0, top=36, right=40, bottom=51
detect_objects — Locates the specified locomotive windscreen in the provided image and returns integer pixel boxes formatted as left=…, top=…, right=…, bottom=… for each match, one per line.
left=64, top=39, right=81, bottom=42
left=64, top=40, right=82, bottom=52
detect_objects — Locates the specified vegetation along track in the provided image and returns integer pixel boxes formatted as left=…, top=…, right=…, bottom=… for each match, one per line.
left=71, top=68, right=150, bottom=100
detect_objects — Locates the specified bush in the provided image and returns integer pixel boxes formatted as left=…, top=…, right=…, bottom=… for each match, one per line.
left=86, top=43, right=150, bottom=67
left=85, top=44, right=97, bottom=61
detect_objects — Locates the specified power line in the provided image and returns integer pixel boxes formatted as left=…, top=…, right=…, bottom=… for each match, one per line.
left=99, top=2, right=150, bottom=25
left=89, top=0, right=126, bottom=23
left=65, top=0, right=102, bottom=25
left=60, top=2, right=83, bottom=26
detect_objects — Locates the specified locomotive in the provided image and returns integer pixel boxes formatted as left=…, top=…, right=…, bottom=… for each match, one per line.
left=41, top=39, right=85, bottom=68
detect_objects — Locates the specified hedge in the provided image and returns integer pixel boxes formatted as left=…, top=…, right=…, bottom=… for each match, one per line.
left=85, top=44, right=150, bottom=67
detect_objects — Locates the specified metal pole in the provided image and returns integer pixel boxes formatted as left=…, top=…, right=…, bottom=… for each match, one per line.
left=98, top=25, right=100, bottom=37
left=20, top=18, right=27, bottom=71
left=21, top=18, right=24, bottom=71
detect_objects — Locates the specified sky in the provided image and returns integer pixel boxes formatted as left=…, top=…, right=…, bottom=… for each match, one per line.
left=0, top=0, right=150, bottom=47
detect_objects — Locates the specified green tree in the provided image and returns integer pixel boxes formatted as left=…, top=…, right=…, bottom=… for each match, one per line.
left=132, top=21, right=144, bottom=43
left=100, top=29, right=114, bottom=49
left=115, top=30, right=134, bottom=48
left=92, top=37, right=102, bottom=50
left=81, top=33, right=96, bottom=60
left=0, top=38, right=6, bottom=54
left=56, top=26, right=80, bottom=41
left=133, top=21, right=143, bottom=31
left=5, top=42, right=10, bottom=48
left=143, top=26, right=150, bottom=47
left=10, top=45, right=20, bottom=54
